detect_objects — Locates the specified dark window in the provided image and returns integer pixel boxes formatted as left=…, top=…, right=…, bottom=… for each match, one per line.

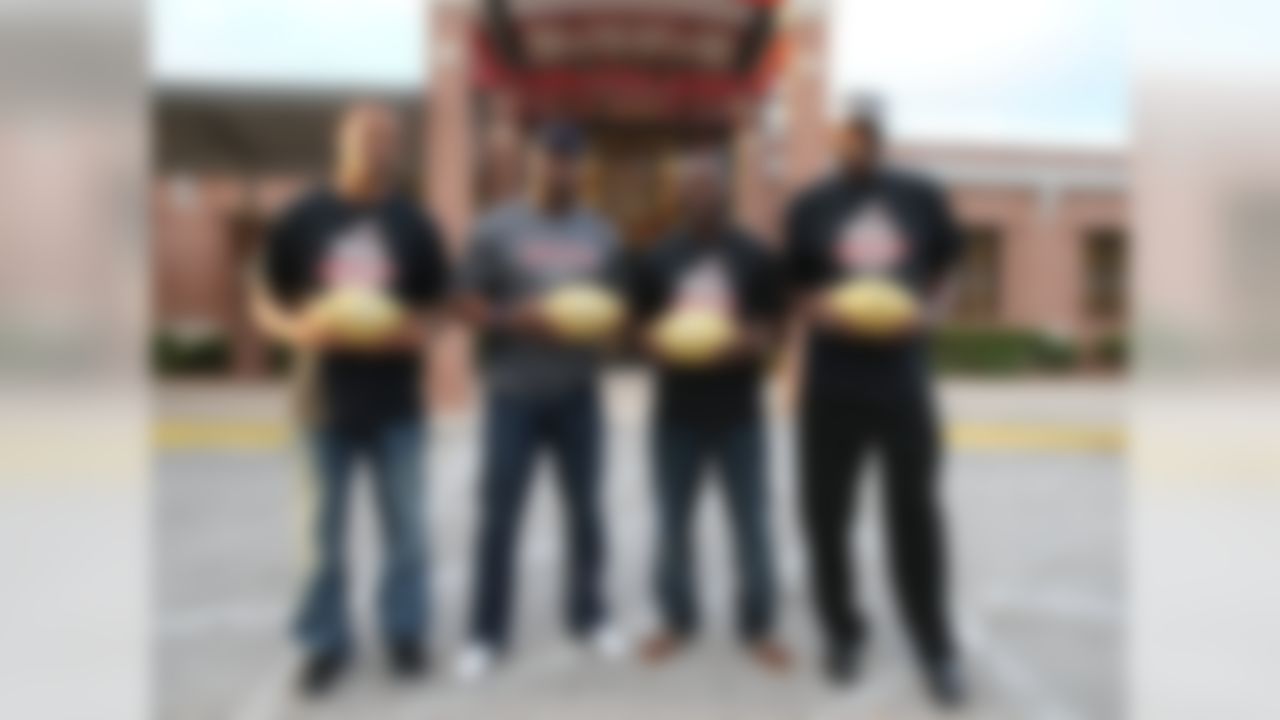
left=954, top=225, right=1003, bottom=322
left=1084, top=228, right=1127, bottom=320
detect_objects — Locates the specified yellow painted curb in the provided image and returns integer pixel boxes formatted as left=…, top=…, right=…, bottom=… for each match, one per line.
left=155, top=422, right=288, bottom=451
left=949, top=424, right=1122, bottom=452
left=154, top=421, right=1122, bottom=454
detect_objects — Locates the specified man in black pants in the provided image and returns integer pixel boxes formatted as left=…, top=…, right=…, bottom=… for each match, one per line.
left=784, top=100, right=967, bottom=706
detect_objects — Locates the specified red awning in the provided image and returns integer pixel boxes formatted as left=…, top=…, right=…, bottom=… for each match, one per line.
left=475, top=0, right=786, bottom=123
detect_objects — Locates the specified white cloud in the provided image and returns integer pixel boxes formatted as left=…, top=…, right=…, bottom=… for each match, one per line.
left=151, top=0, right=425, bottom=89
left=830, top=0, right=1128, bottom=146
left=1135, top=0, right=1280, bottom=77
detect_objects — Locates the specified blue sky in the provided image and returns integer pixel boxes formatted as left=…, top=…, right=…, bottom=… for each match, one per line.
left=152, top=0, right=1128, bottom=147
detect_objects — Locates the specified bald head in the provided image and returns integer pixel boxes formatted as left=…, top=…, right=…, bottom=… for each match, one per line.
left=334, top=101, right=402, bottom=197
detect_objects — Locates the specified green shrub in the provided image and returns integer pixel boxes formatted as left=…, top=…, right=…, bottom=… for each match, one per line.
left=153, top=326, right=230, bottom=376
left=1094, top=332, right=1127, bottom=368
left=267, top=343, right=294, bottom=375
left=1030, top=333, right=1080, bottom=371
left=932, top=328, right=1079, bottom=375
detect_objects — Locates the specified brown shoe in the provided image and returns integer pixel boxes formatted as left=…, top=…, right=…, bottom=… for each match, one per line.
left=749, top=637, right=793, bottom=674
left=639, top=630, right=684, bottom=665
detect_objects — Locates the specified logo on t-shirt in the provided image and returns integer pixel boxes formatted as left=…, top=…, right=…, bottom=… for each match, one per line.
left=673, top=257, right=736, bottom=314
left=516, top=236, right=603, bottom=281
left=834, top=203, right=907, bottom=275
left=320, top=221, right=395, bottom=290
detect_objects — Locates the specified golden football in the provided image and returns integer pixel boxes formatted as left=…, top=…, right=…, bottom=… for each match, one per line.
left=540, top=283, right=625, bottom=343
left=826, top=276, right=918, bottom=336
left=311, top=287, right=404, bottom=345
left=651, top=307, right=737, bottom=367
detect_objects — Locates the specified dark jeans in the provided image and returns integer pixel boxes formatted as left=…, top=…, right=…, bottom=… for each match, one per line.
left=294, top=418, right=429, bottom=657
left=652, top=416, right=777, bottom=641
left=468, top=383, right=608, bottom=648
left=800, top=389, right=956, bottom=661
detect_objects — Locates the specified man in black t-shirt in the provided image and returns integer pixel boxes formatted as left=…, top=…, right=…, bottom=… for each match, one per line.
left=631, top=151, right=791, bottom=671
left=252, top=103, right=449, bottom=695
left=784, top=100, right=967, bottom=705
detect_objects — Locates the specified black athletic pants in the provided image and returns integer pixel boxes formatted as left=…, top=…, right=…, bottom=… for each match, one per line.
left=800, top=388, right=955, bottom=661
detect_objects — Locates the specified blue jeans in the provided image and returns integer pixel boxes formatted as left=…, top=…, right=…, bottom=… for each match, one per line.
left=468, top=384, right=608, bottom=648
left=293, top=418, right=429, bottom=656
left=652, top=416, right=777, bottom=641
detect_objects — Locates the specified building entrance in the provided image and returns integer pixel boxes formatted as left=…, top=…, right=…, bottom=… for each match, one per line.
left=583, top=123, right=731, bottom=249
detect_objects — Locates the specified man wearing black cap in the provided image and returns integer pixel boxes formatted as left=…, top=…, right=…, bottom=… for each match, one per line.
left=784, top=98, right=968, bottom=706
left=454, top=122, right=627, bottom=680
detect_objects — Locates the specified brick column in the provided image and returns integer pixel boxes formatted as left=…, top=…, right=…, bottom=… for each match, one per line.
left=776, top=0, right=832, bottom=411
left=733, top=114, right=776, bottom=242
left=425, top=0, right=477, bottom=412
left=780, top=0, right=832, bottom=196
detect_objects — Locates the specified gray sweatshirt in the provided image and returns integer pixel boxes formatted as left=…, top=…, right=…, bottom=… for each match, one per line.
left=460, top=200, right=624, bottom=395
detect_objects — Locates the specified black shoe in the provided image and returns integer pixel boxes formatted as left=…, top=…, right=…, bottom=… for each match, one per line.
left=298, top=651, right=347, bottom=697
left=389, top=640, right=427, bottom=677
left=923, top=656, right=968, bottom=709
left=825, top=638, right=866, bottom=685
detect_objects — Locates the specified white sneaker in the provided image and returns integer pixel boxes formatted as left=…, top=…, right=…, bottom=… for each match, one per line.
left=589, top=624, right=630, bottom=661
left=454, top=643, right=496, bottom=684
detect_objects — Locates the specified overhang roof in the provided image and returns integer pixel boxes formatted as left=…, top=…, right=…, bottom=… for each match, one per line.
left=476, top=0, right=785, bottom=123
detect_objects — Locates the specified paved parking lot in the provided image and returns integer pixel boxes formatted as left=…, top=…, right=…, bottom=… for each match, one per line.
left=155, top=378, right=1122, bottom=719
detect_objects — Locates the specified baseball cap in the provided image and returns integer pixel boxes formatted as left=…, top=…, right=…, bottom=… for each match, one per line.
left=536, top=121, right=586, bottom=158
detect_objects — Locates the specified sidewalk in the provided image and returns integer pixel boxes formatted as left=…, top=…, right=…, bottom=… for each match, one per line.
left=156, top=373, right=1123, bottom=718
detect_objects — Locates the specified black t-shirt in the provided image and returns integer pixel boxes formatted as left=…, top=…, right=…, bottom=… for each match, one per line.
left=263, top=187, right=449, bottom=428
left=631, top=227, right=784, bottom=425
left=784, top=169, right=964, bottom=400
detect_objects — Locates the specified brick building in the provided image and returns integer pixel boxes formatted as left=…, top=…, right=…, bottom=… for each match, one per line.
left=152, top=0, right=1127, bottom=400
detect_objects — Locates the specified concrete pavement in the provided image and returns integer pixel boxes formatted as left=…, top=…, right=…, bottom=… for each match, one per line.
left=155, top=376, right=1122, bottom=719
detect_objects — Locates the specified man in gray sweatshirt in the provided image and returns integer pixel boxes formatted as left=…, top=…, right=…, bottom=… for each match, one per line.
left=453, top=123, right=627, bottom=680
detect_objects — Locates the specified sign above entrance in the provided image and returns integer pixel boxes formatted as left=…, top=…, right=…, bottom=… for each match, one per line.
left=474, top=0, right=786, bottom=123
